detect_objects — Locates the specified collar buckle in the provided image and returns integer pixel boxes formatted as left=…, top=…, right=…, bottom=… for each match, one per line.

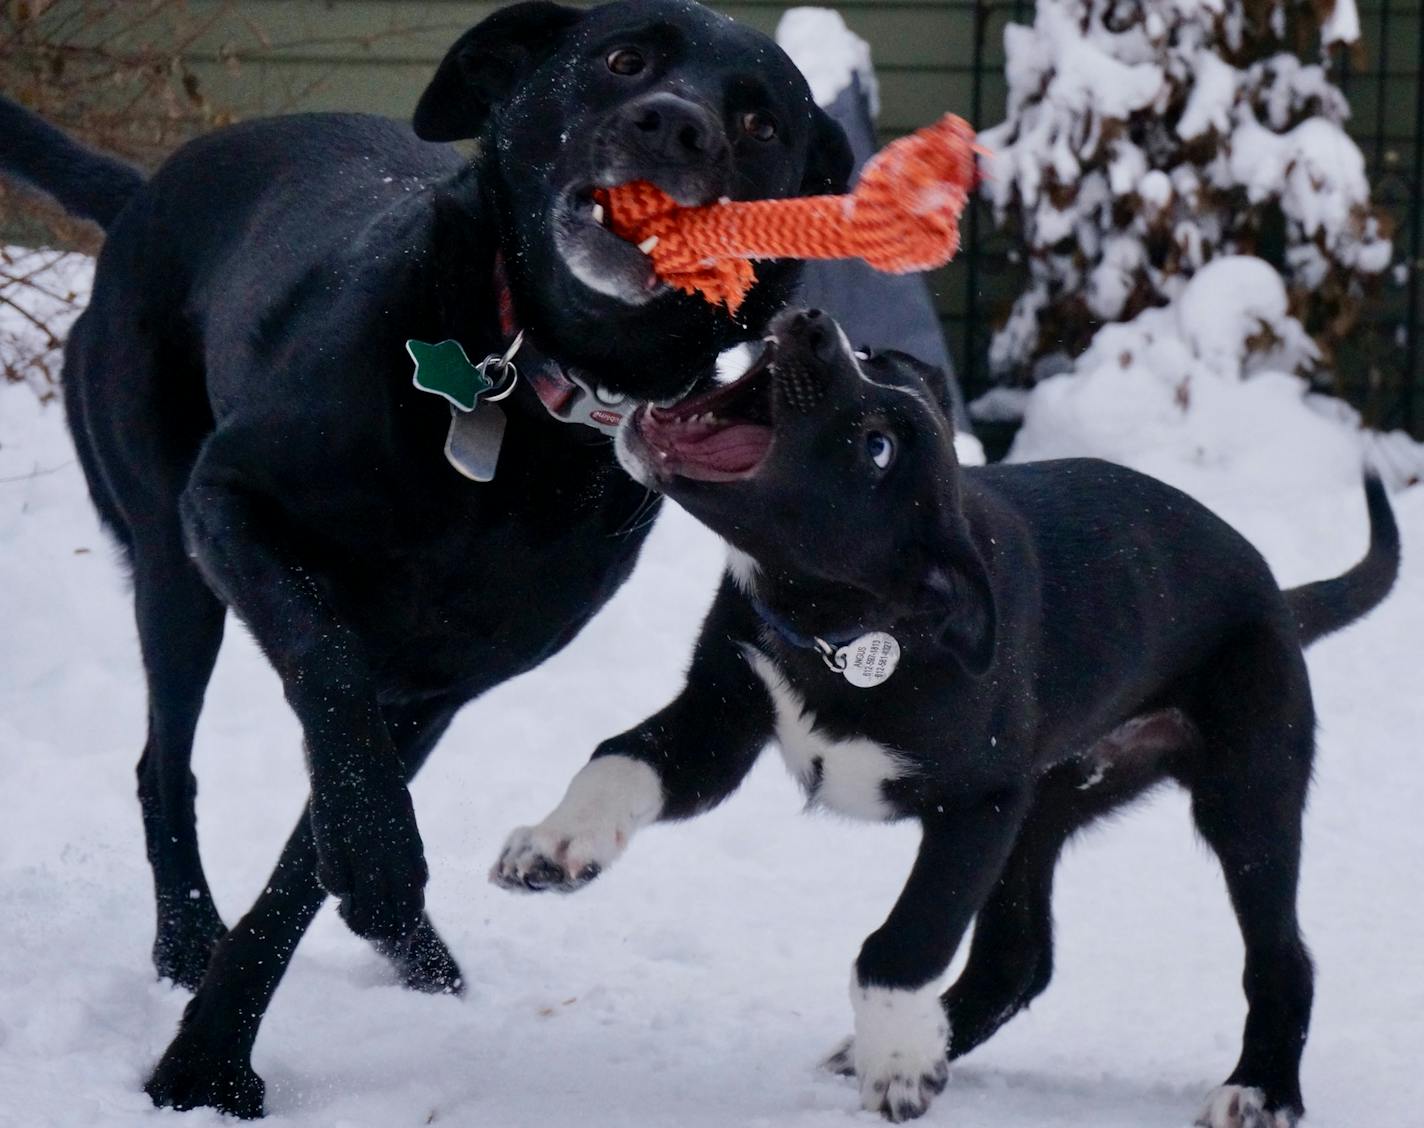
left=543, top=368, right=628, bottom=436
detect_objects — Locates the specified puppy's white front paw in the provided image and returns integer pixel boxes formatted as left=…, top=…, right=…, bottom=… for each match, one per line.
left=490, top=823, right=608, bottom=892
left=1195, top=1085, right=1298, bottom=1128
left=851, top=982, right=950, bottom=1122
left=489, top=755, right=662, bottom=894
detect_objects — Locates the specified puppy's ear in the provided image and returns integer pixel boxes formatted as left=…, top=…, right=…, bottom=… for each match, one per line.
left=928, top=521, right=998, bottom=677
left=414, top=2, right=583, bottom=142
left=801, top=108, right=853, bottom=195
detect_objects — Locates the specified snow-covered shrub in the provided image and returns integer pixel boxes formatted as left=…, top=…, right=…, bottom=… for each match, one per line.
left=1008, top=257, right=1366, bottom=497
left=981, top=0, right=1393, bottom=382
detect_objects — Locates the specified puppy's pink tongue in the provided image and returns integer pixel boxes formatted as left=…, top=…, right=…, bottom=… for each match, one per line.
left=674, top=423, right=772, bottom=476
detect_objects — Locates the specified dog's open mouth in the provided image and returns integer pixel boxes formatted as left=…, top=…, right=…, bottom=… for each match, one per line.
left=554, top=185, right=669, bottom=304
left=631, top=343, right=776, bottom=482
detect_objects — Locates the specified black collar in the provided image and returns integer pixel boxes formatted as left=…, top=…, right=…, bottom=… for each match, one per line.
left=750, top=594, right=867, bottom=652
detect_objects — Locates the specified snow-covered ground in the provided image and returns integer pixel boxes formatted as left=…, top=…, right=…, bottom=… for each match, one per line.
left=3, top=283, right=1423, bottom=1128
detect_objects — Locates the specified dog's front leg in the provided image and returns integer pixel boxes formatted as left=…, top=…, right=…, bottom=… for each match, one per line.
left=492, top=578, right=773, bottom=892
left=179, top=446, right=426, bottom=948
left=837, top=787, right=1031, bottom=1122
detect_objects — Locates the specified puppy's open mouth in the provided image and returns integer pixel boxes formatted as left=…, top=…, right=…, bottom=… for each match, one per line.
left=630, top=343, right=775, bottom=482
left=554, top=185, right=669, bottom=305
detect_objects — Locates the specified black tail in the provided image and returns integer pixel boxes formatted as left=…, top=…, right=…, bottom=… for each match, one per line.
left=0, top=95, right=144, bottom=230
left=1287, top=474, right=1400, bottom=647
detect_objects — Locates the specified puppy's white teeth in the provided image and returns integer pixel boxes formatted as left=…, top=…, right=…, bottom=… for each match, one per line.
left=718, top=196, right=732, bottom=205
left=591, top=202, right=606, bottom=226
left=638, top=236, right=660, bottom=254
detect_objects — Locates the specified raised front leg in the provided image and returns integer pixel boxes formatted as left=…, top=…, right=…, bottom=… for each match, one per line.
left=492, top=577, right=772, bottom=892
left=180, top=435, right=426, bottom=948
left=838, top=787, right=1031, bottom=1122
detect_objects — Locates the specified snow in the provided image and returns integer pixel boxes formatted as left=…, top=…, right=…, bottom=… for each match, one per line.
left=1176, top=52, right=1237, bottom=141
left=4, top=256, right=1424, bottom=1128
left=1320, top=0, right=1361, bottom=47
left=776, top=8, right=880, bottom=118
left=1010, top=257, right=1355, bottom=501
left=1229, top=114, right=1386, bottom=272
left=1171, top=256, right=1318, bottom=375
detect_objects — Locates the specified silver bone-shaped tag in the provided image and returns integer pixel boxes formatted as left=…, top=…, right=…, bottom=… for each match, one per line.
left=444, top=403, right=506, bottom=482
left=443, top=334, right=523, bottom=482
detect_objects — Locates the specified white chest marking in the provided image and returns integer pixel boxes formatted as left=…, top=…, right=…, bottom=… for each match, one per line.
left=744, top=649, right=905, bottom=821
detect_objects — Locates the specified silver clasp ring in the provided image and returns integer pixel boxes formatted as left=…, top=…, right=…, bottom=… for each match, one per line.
left=481, top=330, right=525, bottom=403
left=814, top=637, right=847, bottom=672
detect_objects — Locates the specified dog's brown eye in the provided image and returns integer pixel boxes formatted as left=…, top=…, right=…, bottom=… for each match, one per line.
left=606, top=47, right=645, bottom=76
left=741, top=111, right=777, bottom=141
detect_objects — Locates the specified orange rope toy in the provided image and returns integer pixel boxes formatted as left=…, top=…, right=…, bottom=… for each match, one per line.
left=595, top=114, right=980, bottom=315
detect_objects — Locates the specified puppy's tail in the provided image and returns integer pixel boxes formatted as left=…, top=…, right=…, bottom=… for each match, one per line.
left=1286, top=473, right=1400, bottom=647
left=0, top=95, right=145, bottom=230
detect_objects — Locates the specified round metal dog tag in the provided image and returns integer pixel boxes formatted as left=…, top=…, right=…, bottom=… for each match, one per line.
left=836, top=632, right=900, bottom=689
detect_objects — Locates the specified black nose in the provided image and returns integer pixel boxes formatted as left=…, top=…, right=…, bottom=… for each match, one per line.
left=621, top=93, right=726, bottom=167
left=777, top=308, right=837, bottom=361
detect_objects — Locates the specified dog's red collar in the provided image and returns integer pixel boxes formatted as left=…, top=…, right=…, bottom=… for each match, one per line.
left=492, top=254, right=627, bottom=435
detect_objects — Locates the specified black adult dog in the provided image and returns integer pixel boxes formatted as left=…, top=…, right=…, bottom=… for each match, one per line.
left=493, top=309, right=1400, bottom=1125
left=0, top=1, right=850, bottom=1116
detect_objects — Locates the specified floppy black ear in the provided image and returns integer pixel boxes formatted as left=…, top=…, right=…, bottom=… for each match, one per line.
left=929, top=521, right=998, bottom=677
left=801, top=108, right=854, bottom=195
left=413, top=2, right=583, bottom=142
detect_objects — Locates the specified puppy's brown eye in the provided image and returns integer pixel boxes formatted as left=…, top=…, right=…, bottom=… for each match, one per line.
left=741, top=111, right=777, bottom=141
left=606, top=47, right=645, bottom=76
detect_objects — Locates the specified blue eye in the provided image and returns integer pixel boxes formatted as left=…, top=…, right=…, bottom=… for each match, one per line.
left=866, top=431, right=895, bottom=470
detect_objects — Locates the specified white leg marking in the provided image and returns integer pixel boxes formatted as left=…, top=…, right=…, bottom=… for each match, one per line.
left=491, top=756, right=662, bottom=893
left=847, top=975, right=951, bottom=1122
left=1195, top=1085, right=1297, bottom=1128
left=744, top=650, right=905, bottom=821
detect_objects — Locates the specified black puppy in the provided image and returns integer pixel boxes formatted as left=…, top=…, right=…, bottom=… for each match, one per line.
left=493, top=309, right=1399, bottom=1125
left=0, top=1, right=850, bottom=1117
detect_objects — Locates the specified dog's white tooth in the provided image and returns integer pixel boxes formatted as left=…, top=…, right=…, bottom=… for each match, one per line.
left=718, top=196, right=731, bottom=205
left=591, top=202, right=605, bottom=225
left=638, top=236, right=660, bottom=254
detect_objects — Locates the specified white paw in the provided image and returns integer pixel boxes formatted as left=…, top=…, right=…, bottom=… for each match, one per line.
left=1195, top=1085, right=1298, bottom=1128
left=850, top=981, right=950, bottom=1122
left=489, top=756, right=661, bottom=894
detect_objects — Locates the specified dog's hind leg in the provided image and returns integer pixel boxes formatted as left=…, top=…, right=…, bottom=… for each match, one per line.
left=133, top=539, right=228, bottom=990
left=1185, top=633, right=1314, bottom=1128
left=939, top=721, right=1182, bottom=1062
left=145, top=697, right=459, bottom=1118
left=63, top=310, right=230, bottom=989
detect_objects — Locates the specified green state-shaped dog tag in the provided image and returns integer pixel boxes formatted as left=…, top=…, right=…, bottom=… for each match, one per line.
left=407, top=338, right=494, bottom=411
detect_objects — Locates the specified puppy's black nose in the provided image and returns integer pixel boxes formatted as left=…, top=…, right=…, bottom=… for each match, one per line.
left=780, top=308, right=835, bottom=360
left=621, top=93, right=726, bottom=166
